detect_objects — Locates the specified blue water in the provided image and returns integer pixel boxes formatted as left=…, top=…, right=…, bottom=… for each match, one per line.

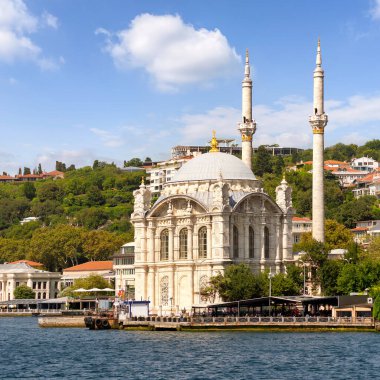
left=0, top=318, right=379, bottom=379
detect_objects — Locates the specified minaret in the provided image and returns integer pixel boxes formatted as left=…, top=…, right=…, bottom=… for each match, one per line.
left=309, top=39, right=328, bottom=242
left=238, top=49, right=256, bottom=170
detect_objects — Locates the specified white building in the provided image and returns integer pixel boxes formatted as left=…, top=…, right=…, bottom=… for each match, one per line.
left=145, top=156, right=195, bottom=195
left=292, top=216, right=312, bottom=244
left=113, top=242, right=136, bottom=299
left=351, top=157, right=379, bottom=172
left=0, top=263, right=61, bottom=301
left=61, top=261, right=114, bottom=288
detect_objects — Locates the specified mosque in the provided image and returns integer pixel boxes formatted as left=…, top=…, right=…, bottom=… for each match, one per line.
left=131, top=43, right=326, bottom=315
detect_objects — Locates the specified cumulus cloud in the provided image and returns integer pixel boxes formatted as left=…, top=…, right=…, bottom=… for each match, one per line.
left=0, top=0, right=61, bottom=69
left=179, top=94, right=380, bottom=148
left=370, top=0, right=380, bottom=20
left=97, top=13, right=241, bottom=91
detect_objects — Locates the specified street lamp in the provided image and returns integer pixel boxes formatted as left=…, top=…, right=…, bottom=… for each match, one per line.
left=268, top=269, right=274, bottom=316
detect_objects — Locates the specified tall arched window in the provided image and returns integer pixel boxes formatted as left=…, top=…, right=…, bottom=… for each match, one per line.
left=179, top=228, right=188, bottom=259
left=160, top=229, right=169, bottom=261
left=160, top=276, right=169, bottom=306
left=198, top=226, right=207, bottom=259
left=264, top=226, right=270, bottom=259
left=233, top=225, right=239, bottom=258
left=249, top=227, right=254, bottom=258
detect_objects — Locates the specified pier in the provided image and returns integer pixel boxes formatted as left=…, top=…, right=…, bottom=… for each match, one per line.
left=119, top=315, right=375, bottom=331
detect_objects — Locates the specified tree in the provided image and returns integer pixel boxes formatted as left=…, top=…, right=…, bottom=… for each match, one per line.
left=37, top=182, right=65, bottom=202
left=271, top=273, right=301, bottom=296
left=22, top=182, right=36, bottom=200
left=0, top=199, right=30, bottom=230
left=319, top=260, right=343, bottom=296
left=76, top=208, right=108, bottom=229
left=14, top=284, right=35, bottom=299
left=82, top=230, right=124, bottom=261
left=56, top=161, right=67, bottom=172
left=60, top=274, right=113, bottom=297
left=37, top=163, right=43, bottom=175
left=23, top=167, right=31, bottom=175
left=86, top=186, right=105, bottom=206
left=252, top=146, right=272, bottom=177
left=124, top=158, right=143, bottom=167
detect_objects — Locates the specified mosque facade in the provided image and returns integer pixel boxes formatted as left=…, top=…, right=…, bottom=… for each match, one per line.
left=131, top=50, right=294, bottom=315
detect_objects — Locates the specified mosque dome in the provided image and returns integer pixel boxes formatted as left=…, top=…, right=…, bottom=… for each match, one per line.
left=169, top=152, right=256, bottom=183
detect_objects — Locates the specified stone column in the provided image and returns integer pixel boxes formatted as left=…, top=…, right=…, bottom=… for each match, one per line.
left=147, top=227, right=155, bottom=262
left=147, top=267, right=155, bottom=306
left=207, top=224, right=212, bottom=259
left=187, top=226, right=193, bottom=260
left=244, top=222, right=249, bottom=260
left=274, top=216, right=281, bottom=273
left=169, top=227, right=174, bottom=262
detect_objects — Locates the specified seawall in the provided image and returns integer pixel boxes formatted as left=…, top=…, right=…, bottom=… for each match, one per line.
left=38, top=315, right=85, bottom=328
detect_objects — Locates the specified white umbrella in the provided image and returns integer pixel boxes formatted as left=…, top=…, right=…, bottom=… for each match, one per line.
left=73, top=288, right=87, bottom=292
left=88, top=288, right=101, bottom=292
left=102, top=288, right=114, bottom=292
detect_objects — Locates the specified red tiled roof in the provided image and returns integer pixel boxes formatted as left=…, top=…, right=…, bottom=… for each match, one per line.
left=44, top=170, right=65, bottom=177
left=292, top=216, right=312, bottom=222
left=325, top=160, right=347, bottom=165
left=9, top=259, right=44, bottom=267
left=351, top=227, right=369, bottom=232
left=64, top=261, right=113, bottom=272
left=0, top=175, right=14, bottom=180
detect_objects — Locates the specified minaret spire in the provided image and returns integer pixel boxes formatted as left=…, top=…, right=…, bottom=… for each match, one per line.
left=238, top=48, right=256, bottom=170
left=309, top=39, right=328, bottom=243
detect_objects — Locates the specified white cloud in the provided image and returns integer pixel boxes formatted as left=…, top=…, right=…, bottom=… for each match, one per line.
left=90, top=128, right=125, bottom=147
left=41, top=11, right=58, bottom=29
left=97, top=13, right=241, bottom=91
left=179, top=93, right=380, bottom=148
left=0, top=0, right=61, bottom=69
left=370, top=0, right=380, bottom=20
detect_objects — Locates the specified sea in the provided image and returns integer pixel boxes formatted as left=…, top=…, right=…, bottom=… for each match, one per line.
left=0, top=317, right=379, bottom=379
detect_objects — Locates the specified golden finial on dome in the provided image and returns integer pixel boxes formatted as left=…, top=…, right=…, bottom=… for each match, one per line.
left=209, top=130, right=219, bottom=153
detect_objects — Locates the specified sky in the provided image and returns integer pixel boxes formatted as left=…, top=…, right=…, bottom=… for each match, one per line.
left=1, top=0, right=380, bottom=174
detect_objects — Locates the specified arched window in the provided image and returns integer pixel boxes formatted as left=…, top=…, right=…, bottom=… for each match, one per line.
left=160, top=229, right=169, bottom=261
left=249, top=227, right=254, bottom=258
left=179, top=228, right=188, bottom=259
left=160, top=276, right=169, bottom=306
left=264, top=226, right=270, bottom=259
left=233, top=225, right=239, bottom=258
left=198, top=227, right=207, bottom=259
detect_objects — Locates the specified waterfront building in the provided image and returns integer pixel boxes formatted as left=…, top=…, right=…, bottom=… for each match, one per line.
left=131, top=51, right=294, bottom=315
left=309, top=39, right=328, bottom=243
left=61, top=261, right=114, bottom=288
left=0, top=263, right=61, bottom=301
left=113, top=242, right=136, bottom=299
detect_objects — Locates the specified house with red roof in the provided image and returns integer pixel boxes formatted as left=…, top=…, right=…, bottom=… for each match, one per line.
left=61, top=261, right=114, bottom=288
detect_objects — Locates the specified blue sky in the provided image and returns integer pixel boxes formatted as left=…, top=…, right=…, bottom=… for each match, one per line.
left=1, top=0, right=380, bottom=174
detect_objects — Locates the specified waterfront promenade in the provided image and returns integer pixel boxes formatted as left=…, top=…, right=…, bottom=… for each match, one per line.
left=120, top=315, right=375, bottom=331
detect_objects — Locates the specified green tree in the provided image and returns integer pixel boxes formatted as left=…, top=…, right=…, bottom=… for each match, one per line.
left=60, top=274, right=113, bottom=297
left=252, top=146, right=272, bottom=177
left=76, top=208, right=108, bottom=229
left=55, top=161, right=66, bottom=172
left=124, top=158, right=143, bottom=167
left=0, top=198, right=30, bottom=230
left=82, top=230, right=124, bottom=261
left=14, top=284, right=35, bottom=299
left=319, top=260, right=343, bottom=295
left=271, top=273, right=301, bottom=296
left=37, top=182, right=65, bottom=202
left=22, top=182, right=36, bottom=200
left=23, top=167, right=31, bottom=175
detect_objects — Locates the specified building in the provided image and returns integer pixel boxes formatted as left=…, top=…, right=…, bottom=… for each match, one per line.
left=8, top=260, right=44, bottom=270
left=351, top=220, right=380, bottom=243
left=145, top=156, right=195, bottom=195
left=353, top=168, right=380, bottom=199
left=309, top=39, right=328, bottom=243
left=292, top=216, right=312, bottom=244
left=131, top=51, right=294, bottom=315
left=350, top=157, right=379, bottom=172
left=113, top=242, right=136, bottom=299
left=0, top=263, right=61, bottom=301
left=61, top=261, right=114, bottom=288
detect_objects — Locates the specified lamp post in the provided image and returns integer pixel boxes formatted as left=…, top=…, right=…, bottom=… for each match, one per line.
left=268, top=269, right=274, bottom=316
